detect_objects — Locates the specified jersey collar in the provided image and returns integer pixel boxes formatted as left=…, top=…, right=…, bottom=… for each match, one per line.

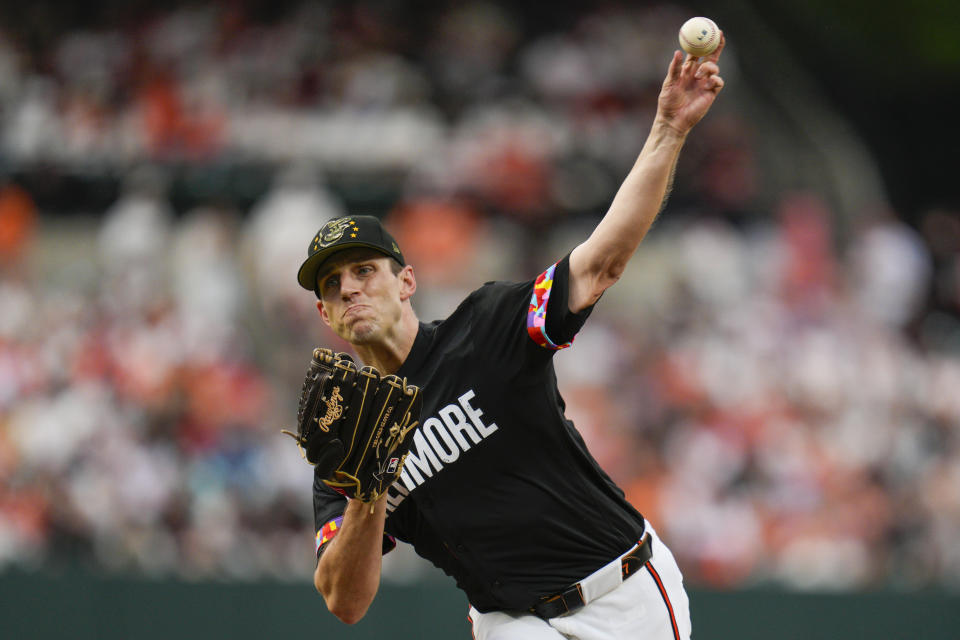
left=396, top=322, right=435, bottom=378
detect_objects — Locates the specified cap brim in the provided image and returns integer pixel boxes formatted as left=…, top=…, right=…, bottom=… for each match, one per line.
left=297, top=242, right=398, bottom=290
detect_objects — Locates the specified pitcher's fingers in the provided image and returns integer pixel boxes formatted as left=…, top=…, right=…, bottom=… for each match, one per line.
left=679, top=52, right=700, bottom=79
left=695, top=61, right=720, bottom=79
left=707, top=33, right=726, bottom=63
left=666, top=50, right=684, bottom=81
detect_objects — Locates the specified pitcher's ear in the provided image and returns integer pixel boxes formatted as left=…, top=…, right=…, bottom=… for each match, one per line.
left=317, top=300, right=331, bottom=325
left=399, top=265, right=416, bottom=300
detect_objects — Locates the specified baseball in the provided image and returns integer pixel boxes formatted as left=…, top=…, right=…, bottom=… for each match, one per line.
left=679, top=17, right=720, bottom=57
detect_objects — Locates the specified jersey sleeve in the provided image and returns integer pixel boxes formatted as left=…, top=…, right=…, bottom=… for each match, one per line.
left=526, top=253, right=594, bottom=350
left=313, top=467, right=396, bottom=558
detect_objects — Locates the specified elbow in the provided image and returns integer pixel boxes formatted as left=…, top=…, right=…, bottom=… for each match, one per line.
left=335, top=608, right=368, bottom=626
left=315, top=571, right=372, bottom=625
left=326, top=595, right=371, bottom=625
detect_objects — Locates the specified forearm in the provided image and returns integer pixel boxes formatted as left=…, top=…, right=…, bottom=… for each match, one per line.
left=595, top=118, right=687, bottom=259
left=314, top=497, right=388, bottom=624
left=568, top=119, right=687, bottom=309
left=566, top=43, right=724, bottom=312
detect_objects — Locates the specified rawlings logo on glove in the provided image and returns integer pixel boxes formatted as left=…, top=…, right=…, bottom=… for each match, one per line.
left=283, top=348, right=422, bottom=505
left=317, top=387, right=344, bottom=432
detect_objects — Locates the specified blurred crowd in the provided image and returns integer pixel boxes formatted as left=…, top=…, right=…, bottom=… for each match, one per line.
left=0, top=1, right=959, bottom=592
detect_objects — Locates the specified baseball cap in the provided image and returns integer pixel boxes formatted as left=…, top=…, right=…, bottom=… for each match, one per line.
left=297, top=215, right=405, bottom=292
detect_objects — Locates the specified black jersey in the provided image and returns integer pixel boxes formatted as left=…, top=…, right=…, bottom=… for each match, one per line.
left=313, top=255, right=646, bottom=613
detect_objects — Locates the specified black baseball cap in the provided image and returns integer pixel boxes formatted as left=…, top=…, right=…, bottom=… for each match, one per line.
left=297, top=215, right=405, bottom=293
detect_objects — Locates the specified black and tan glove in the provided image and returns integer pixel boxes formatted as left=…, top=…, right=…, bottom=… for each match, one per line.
left=283, top=348, right=422, bottom=504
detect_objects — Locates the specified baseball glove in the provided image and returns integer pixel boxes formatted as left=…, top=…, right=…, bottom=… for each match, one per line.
left=282, top=348, right=422, bottom=504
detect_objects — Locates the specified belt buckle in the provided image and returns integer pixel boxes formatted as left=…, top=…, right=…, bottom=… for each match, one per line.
left=533, top=535, right=651, bottom=620
left=556, top=583, right=584, bottom=614
left=534, top=582, right=584, bottom=618
left=621, top=531, right=653, bottom=578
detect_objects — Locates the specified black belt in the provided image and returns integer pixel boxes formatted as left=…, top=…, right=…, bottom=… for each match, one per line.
left=530, top=532, right=653, bottom=620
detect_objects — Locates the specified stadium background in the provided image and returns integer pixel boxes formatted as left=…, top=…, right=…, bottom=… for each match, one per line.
left=0, top=0, right=958, bottom=637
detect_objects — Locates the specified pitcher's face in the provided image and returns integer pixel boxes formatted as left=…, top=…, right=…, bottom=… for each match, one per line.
left=316, top=249, right=412, bottom=346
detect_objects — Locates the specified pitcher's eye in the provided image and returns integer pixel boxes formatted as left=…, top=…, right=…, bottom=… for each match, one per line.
left=323, top=275, right=339, bottom=291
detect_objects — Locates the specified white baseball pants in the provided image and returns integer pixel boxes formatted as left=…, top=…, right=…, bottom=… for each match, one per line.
left=467, top=525, right=691, bottom=640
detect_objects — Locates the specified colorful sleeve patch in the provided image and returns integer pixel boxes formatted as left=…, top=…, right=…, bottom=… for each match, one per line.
left=526, top=261, right=574, bottom=350
left=316, top=516, right=343, bottom=553
left=315, top=515, right=398, bottom=556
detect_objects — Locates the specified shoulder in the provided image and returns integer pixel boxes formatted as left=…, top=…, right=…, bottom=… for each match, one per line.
left=417, top=280, right=536, bottom=357
left=432, top=280, right=535, bottom=326
left=472, top=279, right=535, bottom=306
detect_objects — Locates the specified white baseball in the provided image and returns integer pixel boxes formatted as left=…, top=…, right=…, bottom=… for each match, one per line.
left=679, top=17, right=720, bottom=57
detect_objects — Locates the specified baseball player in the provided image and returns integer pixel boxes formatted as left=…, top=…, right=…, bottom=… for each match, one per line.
left=296, top=40, right=725, bottom=639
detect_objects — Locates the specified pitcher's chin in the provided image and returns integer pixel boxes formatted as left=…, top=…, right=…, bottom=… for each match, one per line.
left=346, top=321, right=380, bottom=345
